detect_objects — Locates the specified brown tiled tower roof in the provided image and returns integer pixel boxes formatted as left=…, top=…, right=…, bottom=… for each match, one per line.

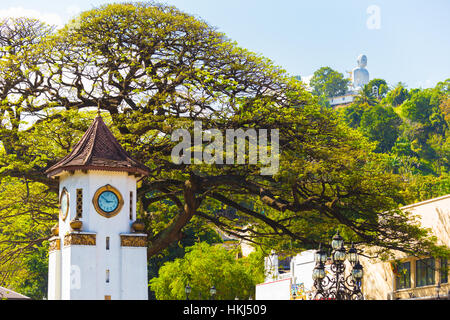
left=45, top=115, right=150, bottom=177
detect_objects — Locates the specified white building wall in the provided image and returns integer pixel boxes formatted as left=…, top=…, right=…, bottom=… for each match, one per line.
left=61, top=243, right=97, bottom=300
left=291, top=251, right=315, bottom=291
left=47, top=247, right=61, bottom=300
left=401, top=195, right=450, bottom=247
left=120, top=245, right=148, bottom=300
left=56, top=170, right=136, bottom=236
left=256, top=250, right=316, bottom=300
left=49, top=170, right=147, bottom=300
left=329, top=94, right=355, bottom=106
left=255, top=278, right=291, bottom=300
left=361, top=194, right=450, bottom=300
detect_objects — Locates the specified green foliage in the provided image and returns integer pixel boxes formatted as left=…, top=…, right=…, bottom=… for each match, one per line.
left=367, top=78, right=389, bottom=98
left=404, top=173, right=450, bottom=203
left=384, top=83, right=410, bottom=106
left=359, top=105, right=402, bottom=153
left=334, top=75, right=450, bottom=207
left=401, top=89, right=439, bottom=125
left=6, top=243, right=48, bottom=300
left=149, top=242, right=265, bottom=300
left=339, top=78, right=450, bottom=175
left=316, top=93, right=331, bottom=108
left=147, top=215, right=223, bottom=299
left=0, top=177, right=55, bottom=298
left=354, top=85, right=378, bottom=106
left=341, top=102, right=367, bottom=128
left=309, top=66, right=350, bottom=98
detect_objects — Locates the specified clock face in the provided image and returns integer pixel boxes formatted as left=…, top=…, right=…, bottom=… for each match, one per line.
left=59, top=188, right=69, bottom=221
left=98, top=191, right=119, bottom=213
left=93, top=185, right=123, bottom=218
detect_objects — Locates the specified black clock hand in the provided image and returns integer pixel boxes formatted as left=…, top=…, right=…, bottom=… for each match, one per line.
left=100, top=195, right=113, bottom=203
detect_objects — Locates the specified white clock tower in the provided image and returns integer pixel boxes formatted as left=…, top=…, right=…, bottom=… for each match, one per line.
left=45, top=114, right=150, bottom=300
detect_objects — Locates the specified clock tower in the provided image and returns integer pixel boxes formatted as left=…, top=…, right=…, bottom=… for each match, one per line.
left=45, top=114, right=150, bottom=300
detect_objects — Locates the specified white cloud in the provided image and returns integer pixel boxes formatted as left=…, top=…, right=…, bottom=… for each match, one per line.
left=66, top=5, right=81, bottom=17
left=414, top=79, right=435, bottom=89
left=0, top=7, right=63, bottom=28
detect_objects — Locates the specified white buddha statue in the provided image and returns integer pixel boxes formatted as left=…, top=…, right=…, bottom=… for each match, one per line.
left=351, top=54, right=369, bottom=90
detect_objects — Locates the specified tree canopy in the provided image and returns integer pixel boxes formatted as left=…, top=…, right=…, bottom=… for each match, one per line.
left=149, top=242, right=264, bottom=300
left=338, top=78, right=450, bottom=204
left=366, top=78, right=389, bottom=99
left=309, top=66, right=350, bottom=98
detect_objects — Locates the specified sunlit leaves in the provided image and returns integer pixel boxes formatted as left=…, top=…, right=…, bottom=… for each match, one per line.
left=149, top=242, right=264, bottom=300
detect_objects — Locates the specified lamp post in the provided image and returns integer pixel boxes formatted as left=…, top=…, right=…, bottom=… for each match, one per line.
left=436, top=283, right=441, bottom=300
left=312, top=232, right=364, bottom=300
left=210, top=285, right=217, bottom=300
left=185, top=284, right=191, bottom=300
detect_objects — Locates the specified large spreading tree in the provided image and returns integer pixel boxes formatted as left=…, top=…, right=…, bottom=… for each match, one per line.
left=0, top=2, right=448, bottom=290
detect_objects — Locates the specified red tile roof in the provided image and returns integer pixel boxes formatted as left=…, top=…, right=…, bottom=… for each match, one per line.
left=45, top=115, right=150, bottom=177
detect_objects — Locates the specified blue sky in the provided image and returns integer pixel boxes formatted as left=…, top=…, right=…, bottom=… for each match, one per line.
left=1, top=0, right=449, bottom=88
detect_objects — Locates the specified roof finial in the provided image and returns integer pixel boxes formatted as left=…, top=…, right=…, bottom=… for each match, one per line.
left=97, top=100, right=101, bottom=117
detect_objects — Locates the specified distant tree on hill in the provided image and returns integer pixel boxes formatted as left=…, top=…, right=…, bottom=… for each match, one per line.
left=309, top=66, right=350, bottom=98
left=439, top=96, right=450, bottom=123
left=354, top=85, right=378, bottom=106
left=360, top=105, right=402, bottom=153
left=367, top=78, right=389, bottom=99
left=340, top=102, right=367, bottom=128
left=384, top=83, right=410, bottom=107
left=401, top=88, right=446, bottom=135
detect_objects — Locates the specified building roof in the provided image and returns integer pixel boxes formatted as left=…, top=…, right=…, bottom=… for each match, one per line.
left=45, top=115, right=150, bottom=177
left=0, top=286, right=31, bottom=300
left=400, top=193, right=450, bottom=210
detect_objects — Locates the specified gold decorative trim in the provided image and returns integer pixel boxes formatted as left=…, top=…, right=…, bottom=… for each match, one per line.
left=51, top=224, right=59, bottom=236
left=120, top=235, right=147, bottom=247
left=49, top=238, right=61, bottom=252
left=59, top=187, right=69, bottom=221
left=64, top=233, right=96, bottom=246
left=131, top=220, right=145, bottom=232
left=70, top=218, right=83, bottom=231
left=92, top=184, right=124, bottom=218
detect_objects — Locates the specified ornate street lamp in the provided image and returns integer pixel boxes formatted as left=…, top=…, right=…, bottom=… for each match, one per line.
left=210, top=285, right=217, bottom=300
left=333, top=244, right=346, bottom=263
left=312, top=232, right=364, bottom=300
left=331, top=231, right=344, bottom=250
left=347, top=243, right=358, bottom=264
left=312, top=262, right=326, bottom=281
left=435, top=283, right=441, bottom=300
left=314, top=244, right=328, bottom=264
left=185, top=284, right=191, bottom=300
